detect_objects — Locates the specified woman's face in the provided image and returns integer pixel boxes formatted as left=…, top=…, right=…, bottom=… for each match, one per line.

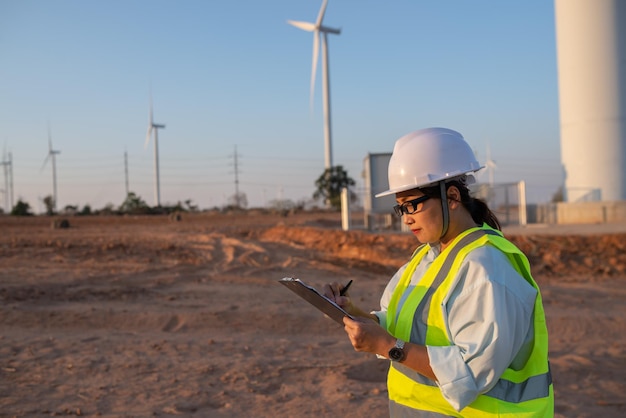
left=395, top=189, right=442, bottom=244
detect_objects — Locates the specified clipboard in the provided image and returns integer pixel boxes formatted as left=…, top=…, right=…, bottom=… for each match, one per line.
left=278, top=277, right=355, bottom=325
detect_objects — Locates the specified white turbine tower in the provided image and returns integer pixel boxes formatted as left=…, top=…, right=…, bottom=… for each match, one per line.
left=144, top=94, right=166, bottom=207
left=288, top=0, right=341, bottom=171
left=41, top=125, right=61, bottom=212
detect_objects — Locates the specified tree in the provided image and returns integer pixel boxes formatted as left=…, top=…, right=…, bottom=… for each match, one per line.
left=80, top=204, right=92, bottom=216
left=184, top=199, right=198, bottom=212
left=43, top=195, right=55, bottom=216
left=11, top=199, right=33, bottom=216
left=313, top=165, right=356, bottom=210
left=63, top=204, right=78, bottom=215
left=119, top=192, right=150, bottom=214
left=97, top=203, right=116, bottom=215
left=227, top=192, right=248, bottom=209
left=268, top=198, right=295, bottom=212
left=551, top=186, right=564, bottom=203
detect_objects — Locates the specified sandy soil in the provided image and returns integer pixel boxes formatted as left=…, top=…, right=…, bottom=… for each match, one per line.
left=0, top=212, right=624, bottom=417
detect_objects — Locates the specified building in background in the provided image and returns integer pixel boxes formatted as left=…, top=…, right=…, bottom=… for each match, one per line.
left=362, top=153, right=396, bottom=230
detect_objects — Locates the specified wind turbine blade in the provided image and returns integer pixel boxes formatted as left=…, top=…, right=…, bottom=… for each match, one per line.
left=316, top=0, right=328, bottom=27
left=47, top=126, right=53, bottom=153
left=149, top=95, right=154, bottom=126
left=310, top=31, right=320, bottom=111
left=287, top=20, right=315, bottom=32
left=40, top=155, right=50, bottom=173
left=145, top=93, right=154, bottom=149
left=144, top=126, right=152, bottom=149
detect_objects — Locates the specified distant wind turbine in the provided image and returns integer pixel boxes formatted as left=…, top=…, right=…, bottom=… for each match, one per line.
left=485, top=143, right=497, bottom=186
left=41, top=125, right=61, bottom=212
left=288, top=0, right=341, bottom=171
left=144, top=94, right=166, bottom=207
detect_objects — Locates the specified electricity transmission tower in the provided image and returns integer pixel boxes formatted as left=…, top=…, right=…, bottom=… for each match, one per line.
left=231, top=145, right=243, bottom=208
left=1, top=149, right=14, bottom=212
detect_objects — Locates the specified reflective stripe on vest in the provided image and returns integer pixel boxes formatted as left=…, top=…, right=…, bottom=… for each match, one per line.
left=386, top=225, right=553, bottom=417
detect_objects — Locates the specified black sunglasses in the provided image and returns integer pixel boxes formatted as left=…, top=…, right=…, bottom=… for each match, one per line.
left=393, top=195, right=431, bottom=217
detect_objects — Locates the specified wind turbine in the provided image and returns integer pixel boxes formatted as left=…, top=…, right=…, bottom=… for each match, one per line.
left=288, top=0, right=341, bottom=171
left=485, top=143, right=497, bottom=186
left=41, top=125, right=61, bottom=212
left=144, top=94, right=166, bottom=207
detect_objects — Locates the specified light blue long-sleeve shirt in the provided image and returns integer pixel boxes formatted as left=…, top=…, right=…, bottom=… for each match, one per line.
left=374, top=243, right=537, bottom=412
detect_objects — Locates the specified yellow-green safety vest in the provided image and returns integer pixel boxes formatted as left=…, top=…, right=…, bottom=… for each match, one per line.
left=385, top=225, right=553, bottom=417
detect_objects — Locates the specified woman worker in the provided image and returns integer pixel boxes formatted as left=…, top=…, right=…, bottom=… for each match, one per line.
left=324, top=127, right=553, bottom=417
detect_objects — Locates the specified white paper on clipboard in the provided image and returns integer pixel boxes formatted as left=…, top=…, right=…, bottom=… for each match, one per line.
left=278, top=277, right=355, bottom=325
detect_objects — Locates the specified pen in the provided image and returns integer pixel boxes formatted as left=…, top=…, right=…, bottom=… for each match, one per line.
left=339, top=279, right=353, bottom=296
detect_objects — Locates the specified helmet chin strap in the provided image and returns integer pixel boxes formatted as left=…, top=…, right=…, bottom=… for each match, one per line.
left=439, top=181, right=450, bottom=240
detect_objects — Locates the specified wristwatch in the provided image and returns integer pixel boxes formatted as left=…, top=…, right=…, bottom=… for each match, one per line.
left=388, top=339, right=406, bottom=362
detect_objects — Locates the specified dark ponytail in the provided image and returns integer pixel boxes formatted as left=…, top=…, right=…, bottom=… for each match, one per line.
left=419, top=179, right=501, bottom=231
left=464, top=194, right=501, bottom=231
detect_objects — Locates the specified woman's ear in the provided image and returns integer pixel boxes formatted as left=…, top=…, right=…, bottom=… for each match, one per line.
left=446, top=185, right=462, bottom=208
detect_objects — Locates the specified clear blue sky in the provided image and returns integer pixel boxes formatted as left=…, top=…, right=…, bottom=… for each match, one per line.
left=0, top=0, right=561, bottom=212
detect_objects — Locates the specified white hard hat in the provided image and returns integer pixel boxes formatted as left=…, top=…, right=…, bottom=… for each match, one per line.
left=375, top=127, right=483, bottom=198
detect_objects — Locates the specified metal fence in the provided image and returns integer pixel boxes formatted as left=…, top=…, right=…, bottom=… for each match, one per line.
left=355, top=181, right=530, bottom=231
left=470, top=182, right=527, bottom=227
left=354, top=181, right=626, bottom=230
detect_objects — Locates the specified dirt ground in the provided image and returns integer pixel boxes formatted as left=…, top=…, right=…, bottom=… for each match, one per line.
left=0, top=212, right=624, bottom=417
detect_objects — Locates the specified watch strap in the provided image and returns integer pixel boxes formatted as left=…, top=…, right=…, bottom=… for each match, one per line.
left=395, top=339, right=405, bottom=350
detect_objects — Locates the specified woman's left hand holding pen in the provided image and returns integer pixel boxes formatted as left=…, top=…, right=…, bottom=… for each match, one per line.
left=324, top=280, right=381, bottom=325
left=322, top=281, right=354, bottom=313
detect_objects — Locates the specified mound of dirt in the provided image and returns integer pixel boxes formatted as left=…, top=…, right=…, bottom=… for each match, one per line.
left=508, top=234, right=626, bottom=280
left=259, top=224, right=626, bottom=281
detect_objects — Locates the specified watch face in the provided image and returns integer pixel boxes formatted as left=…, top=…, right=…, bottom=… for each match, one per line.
left=389, top=347, right=404, bottom=362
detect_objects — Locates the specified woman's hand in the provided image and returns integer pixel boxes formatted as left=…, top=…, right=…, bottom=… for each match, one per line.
left=342, top=316, right=395, bottom=356
left=323, top=281, right=381, bottom=323
left=322, top=281, right=354, bottom=313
